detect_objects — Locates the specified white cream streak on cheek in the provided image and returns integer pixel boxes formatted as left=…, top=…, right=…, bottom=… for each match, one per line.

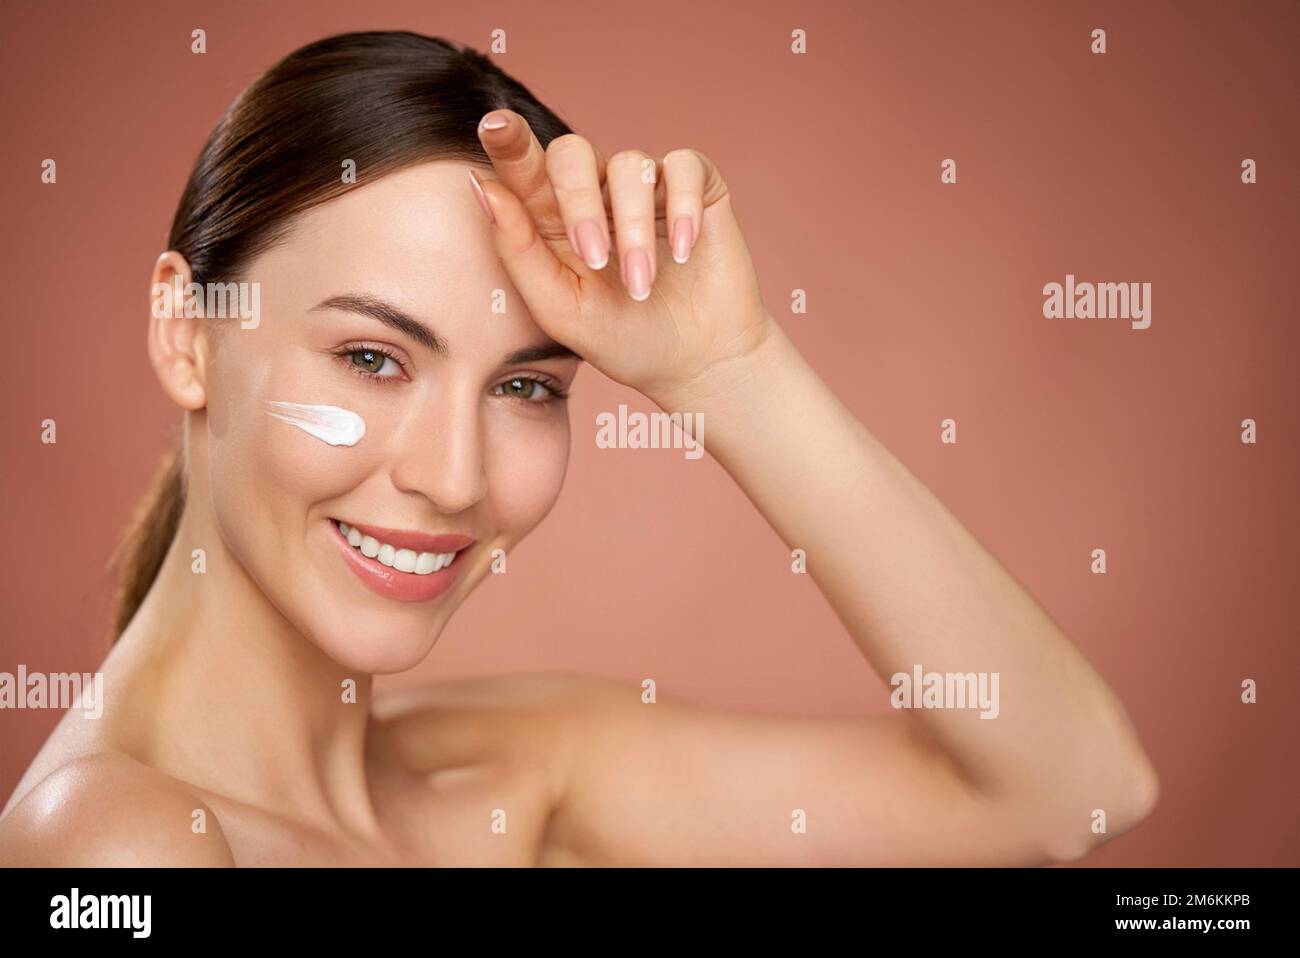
left=264, top=401, right=366, bottom=446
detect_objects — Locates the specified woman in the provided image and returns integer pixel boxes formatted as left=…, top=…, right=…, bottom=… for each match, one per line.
left=0, top=31, right=1157, bottom=866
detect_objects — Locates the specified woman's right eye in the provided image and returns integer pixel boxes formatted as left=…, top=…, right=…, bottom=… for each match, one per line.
left=347, top=348, right=401, bottom=378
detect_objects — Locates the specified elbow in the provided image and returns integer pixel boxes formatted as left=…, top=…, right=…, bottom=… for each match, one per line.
left=1127, top=758, right=1162, bottom=827
left=1043, top=757, right=1161, bottom=866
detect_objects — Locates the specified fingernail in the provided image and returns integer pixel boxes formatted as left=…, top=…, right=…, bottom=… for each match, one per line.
left=672, top=217, right=694, bottom=264
left=623, top=249, right=652, bottom=301
left=467, top=169, right=495, bottom=225
left=574, top=219, right=609, bottom=270
left=480, top=112, right=509, bottom=132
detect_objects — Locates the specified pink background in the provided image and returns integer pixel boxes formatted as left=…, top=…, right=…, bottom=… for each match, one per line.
left=1, top=0, right=1297, bottom=865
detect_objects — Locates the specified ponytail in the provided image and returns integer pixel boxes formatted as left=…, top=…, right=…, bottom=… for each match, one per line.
left=109, top=442, right=186, bottom=641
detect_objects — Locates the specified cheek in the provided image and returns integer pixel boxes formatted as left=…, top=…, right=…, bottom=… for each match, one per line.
left=205, top=356, right=379, bottom=548
left=482, top=409, right=571, bottom=537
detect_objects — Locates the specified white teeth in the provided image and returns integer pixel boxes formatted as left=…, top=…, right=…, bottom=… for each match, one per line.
left=336, top=521, right=460, bottom=576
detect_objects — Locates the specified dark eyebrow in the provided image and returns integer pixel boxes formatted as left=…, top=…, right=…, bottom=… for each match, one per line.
left=311, top=294, right=447, bottom=355
left=312, top=292, right=580, bottom=365
left=502, top=341, right=580, bottom=365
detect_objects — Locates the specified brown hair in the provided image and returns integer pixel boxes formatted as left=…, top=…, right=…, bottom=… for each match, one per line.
left=110, top=31, right=574, bottom=640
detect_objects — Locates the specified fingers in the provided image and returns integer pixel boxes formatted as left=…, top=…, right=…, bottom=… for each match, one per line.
left=545, top=135, right=611, bottom=271
left=663, top=149, right=708, bottom=264
left=475, top=110, right=725, bottom=302
left=607, top=150, right=662, bottom=302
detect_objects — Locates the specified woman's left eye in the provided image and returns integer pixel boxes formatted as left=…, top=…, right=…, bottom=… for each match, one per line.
left=348, top=348, right=400, bottom=378
left=497, top=376, right=556, bottom=403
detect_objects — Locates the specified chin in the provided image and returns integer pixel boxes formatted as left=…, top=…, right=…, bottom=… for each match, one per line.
left=307, top=608, right=454, bottom=676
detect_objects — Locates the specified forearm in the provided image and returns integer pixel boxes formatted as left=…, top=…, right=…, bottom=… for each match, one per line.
left=654, top=317, right=1158, bottom=850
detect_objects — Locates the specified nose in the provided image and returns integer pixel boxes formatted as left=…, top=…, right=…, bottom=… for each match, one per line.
left=387, top=385, right=488, bottom=514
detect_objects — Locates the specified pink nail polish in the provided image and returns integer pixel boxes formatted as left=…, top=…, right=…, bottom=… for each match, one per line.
left=574, top=219, right=609, bottom=269
left=624, top=249, right=652, bottom=301
left=480, top=113, right=508, bottom=131
left=672, top=217, right=694, bottom=264
left=467, top=169, right=495, bottom=224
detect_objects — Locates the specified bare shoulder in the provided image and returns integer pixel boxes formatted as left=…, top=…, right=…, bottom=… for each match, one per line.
left=0, top=751, right=235, bottom=867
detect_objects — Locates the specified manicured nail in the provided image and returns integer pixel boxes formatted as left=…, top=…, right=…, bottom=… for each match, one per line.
left=574, top=219, right=609, bottom=270
left=467, top=169, right=495, bottom=224
left=480, top=112, right=509, bottom=131
left=623, top=249, right=652, bottom=301
left=672, top=217, right=694, bottom=264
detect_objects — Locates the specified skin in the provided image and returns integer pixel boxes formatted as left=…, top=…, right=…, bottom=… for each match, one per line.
left=0, top=110, right=1159, bottom=867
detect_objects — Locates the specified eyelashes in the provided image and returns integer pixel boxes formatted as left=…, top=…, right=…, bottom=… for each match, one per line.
left=494, top=375, right=569, bottom=403
left=333, top=344, right=569, bottom=405
left=339, top=344, right=405, bottom=379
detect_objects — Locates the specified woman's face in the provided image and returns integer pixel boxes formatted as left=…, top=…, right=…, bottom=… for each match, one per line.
left=197, top=161, right=578, bottom=673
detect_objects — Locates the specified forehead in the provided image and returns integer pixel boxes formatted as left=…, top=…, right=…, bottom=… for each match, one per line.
left=250, top=160, right=509, bottom=328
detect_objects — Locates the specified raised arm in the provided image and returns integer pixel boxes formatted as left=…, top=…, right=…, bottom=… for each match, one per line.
left=465, top=110, right=1158, bottom=866
left=647, top=317, right=1159, bottom=861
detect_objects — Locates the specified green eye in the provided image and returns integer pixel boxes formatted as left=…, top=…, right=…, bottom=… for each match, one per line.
left=497, top=376, right=565, bottom=403
left=350, top=349, right=394, bottom=376
left=503, top=377, right=539, bottom=400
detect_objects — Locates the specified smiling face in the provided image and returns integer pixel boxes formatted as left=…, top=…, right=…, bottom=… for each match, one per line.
left=193, top=161, right=579, bottom=673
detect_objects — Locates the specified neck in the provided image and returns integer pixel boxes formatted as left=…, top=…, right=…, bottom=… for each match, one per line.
left=107, top=496, right=382, bottom=838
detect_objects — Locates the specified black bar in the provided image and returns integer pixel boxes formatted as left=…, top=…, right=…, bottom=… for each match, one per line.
left=0, top=866, right=1291, bottom=944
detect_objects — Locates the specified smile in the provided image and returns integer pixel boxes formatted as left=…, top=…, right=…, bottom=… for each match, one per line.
left=326, top=518, right=475, bottom=602
left=337, top=520, right=461, bottom=574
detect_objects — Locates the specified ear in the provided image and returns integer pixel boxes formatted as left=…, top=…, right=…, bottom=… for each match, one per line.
left=148, top=251, right=208, bottom=410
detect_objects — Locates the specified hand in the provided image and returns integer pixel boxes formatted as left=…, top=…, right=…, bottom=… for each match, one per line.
left=468, top=110, right=775, bottom=408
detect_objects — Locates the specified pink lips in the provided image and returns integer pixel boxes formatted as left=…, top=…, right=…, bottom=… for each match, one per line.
left=326, top=518, right=474, bottom=602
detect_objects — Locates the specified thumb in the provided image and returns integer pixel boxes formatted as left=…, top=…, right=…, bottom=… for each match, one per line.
left=468, top=169, right=580, bottom=347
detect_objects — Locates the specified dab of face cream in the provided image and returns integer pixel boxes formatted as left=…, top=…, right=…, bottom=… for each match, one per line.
left=264, top=402, right=366, bottom=446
